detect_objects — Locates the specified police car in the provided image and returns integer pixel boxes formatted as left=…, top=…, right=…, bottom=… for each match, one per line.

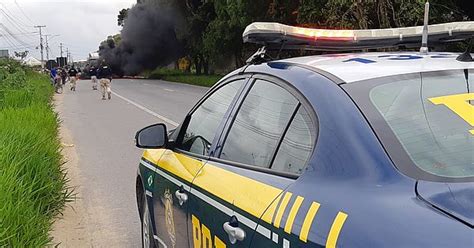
left=134, top=19, right=474, bottom=248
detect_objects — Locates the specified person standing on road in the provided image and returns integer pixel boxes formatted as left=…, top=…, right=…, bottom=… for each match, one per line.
left=50, top=67, right=58, bottom=85
left=97, top=63, right=112, bottom=100
left=60, top=68, right=68, bottom=86
left=89, top=66, right=98, bottom=90
left=68, top=66, right=78, bottom=91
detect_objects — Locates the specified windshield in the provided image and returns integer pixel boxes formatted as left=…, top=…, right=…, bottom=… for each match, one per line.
left=344, top=69, right=474, bottom=182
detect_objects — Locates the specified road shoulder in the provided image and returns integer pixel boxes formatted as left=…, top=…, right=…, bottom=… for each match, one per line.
left=50, top=94, right=92, bottom=247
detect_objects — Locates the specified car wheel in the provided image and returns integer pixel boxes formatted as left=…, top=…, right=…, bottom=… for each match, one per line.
left=141, top=198, right=155, bottom=248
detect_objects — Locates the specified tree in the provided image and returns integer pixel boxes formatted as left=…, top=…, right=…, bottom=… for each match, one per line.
left=118, top=8, right=130, bottom=27
left=14, top=51, right=28, bottom=60
left=175, top=0, right=216, bottom=75
left=109, top=0, right=472, bottom=76
left=297, top=0, right=468, bottom=30
left=202, top=0, right=273, bottom=69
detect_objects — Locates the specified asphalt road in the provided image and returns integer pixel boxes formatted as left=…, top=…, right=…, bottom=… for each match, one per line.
left=56, top=79, right=208, bottom=247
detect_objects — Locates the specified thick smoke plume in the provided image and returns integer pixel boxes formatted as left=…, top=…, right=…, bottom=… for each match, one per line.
left=99, top=1, right=183, bottom=75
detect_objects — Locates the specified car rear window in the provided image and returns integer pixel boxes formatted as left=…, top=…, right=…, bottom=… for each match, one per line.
left=346, top=69, right=473, bottom=182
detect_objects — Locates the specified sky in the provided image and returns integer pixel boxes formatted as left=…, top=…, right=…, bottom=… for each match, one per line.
left=0, top=0, right=136, bottom=61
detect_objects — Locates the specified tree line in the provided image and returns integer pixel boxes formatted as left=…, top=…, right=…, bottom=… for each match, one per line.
left=116, top=0, right=473, bottom=75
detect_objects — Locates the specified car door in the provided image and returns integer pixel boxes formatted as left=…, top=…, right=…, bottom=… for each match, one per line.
left=250, top=104, right=319, bottom=248
left=187, top=77, right=311, bottom=247
left=143, top=148, right=204, bottom=248
left=147, top=78, right=248, bottom=248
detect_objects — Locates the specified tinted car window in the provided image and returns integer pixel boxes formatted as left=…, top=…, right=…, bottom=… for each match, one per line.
left=369, top=71, right=473, bottom=179
left=346, top=69, right=474, bottom=182
left=220, top=80, right=299, bottom=168
left=178, top=80, right=244, bottom=156
left=272, top=106, right=315, bottom=174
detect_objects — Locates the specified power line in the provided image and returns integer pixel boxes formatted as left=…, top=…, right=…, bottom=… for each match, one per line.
left=0, top=44, right=36, bottom=50
left=0, top=24, right=33, bottom=47
left=44, top=34, right=59, bottom=60
left=34, top=25, right=46, bottom=68
left=0, top=32, right=22, bottom=50
left=0, top=30, right=33, bottom=50
left=0, top=3, right=34, bottom=29
left=0, top=8, right=35, bottom=46
left=13, top=0, right=36, bottom=26
left=0, top=32, right=37, bottom=36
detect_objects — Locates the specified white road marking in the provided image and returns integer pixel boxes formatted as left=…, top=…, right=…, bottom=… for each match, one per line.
left=140, top=159, right=272, bottom=240
left=112, top=91, right=179, bottom=127
left=163, top=88, right=175, bottom=92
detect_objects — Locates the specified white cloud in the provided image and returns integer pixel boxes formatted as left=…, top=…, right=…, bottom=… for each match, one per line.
left=0, top=0, right=136, bottom=61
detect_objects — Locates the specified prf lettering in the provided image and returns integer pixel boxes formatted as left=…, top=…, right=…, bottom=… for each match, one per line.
left=429, top=93, right=474, bottom=135
left=192, top=215, right=226, bottom=248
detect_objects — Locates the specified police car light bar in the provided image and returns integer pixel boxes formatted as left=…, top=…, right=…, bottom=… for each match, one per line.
left=243, top=22, right=474, bottom=51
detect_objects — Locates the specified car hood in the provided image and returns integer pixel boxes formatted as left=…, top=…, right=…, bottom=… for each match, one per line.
left=416, top=181, right=474, bottom=227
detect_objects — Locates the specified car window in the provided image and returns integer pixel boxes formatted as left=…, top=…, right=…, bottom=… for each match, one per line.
left=177, top=80, right=245, bottom=156
left=369, top=71, right=473, bottom=179
left=346, top=69, right=473, bottom=182
left=220, top=79, right=299, bottom=168
left=272, top=106, right=315, bottom=174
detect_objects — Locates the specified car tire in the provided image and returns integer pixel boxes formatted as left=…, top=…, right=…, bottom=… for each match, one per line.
left=141, top=198, right=155, bottom=248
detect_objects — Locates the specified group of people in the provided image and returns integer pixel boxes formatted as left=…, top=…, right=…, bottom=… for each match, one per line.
left=49, top=62, right=113, bottom=100
left=50, top=66, right=79, bottom=93
left=89, top=64, right=113, bottom=100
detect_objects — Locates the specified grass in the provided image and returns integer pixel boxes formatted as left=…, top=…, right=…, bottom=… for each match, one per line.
left=147, top=68, right=223, bottom=87
left=0, top=59, right=71, bottom=247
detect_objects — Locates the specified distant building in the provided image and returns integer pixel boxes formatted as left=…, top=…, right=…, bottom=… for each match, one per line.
left=46, top=60, right=58, bottom=70
left=0, top=50, right=9, bottom=58
left=57, top=57, right=68, bottom=67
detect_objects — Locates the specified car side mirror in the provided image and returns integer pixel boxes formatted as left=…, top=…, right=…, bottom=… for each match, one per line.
left=135, top=123, right=168, bottom=149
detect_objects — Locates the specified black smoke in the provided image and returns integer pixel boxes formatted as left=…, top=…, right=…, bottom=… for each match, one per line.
left=99, top=1, right=184, bottom=76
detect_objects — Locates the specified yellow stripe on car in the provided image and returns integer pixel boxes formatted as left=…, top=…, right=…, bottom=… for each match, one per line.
left=299, top=201, right=321, bottom=242
left=261, top=193, right=283, bottom=224
left=143, top=149, right=205, bottom=183
left=326, top=211, right=348, bottom=248
left=192, top=161, right=284, bottom=224
left=273, top=192, right=293, bottom=228
left=284, top=196, right=304, bottom=234
left=144, top=150, right=349, bottom=246
left=145, top=150, right=285, bottom=224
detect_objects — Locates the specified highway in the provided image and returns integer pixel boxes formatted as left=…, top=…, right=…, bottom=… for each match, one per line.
left=53, top=79, right=208, bottom=247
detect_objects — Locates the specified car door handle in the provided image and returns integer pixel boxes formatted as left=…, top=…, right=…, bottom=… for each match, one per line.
left=175, top=189, right=188, bottom=206
left=223, top=216, right=245, bottom=244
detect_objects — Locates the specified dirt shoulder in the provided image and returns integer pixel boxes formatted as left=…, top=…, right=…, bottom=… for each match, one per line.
left=50, top=93, right=92, bottom=247
left=51, top=91, right=134, bottom=248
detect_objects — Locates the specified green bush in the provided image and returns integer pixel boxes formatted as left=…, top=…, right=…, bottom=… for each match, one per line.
left=162, top=74, right=223, bottom=87
left=0, top=60, right=70, bottom=247
left=147, top=67, right=223, bottom=87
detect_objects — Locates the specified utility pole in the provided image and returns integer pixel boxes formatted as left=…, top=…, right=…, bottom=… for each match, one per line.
left=44, top=35, right=50, bottom=61
left=66, top=48, right=70, bottom=64
left=34, top=25, right=46, bottom=69
left=59, top=43, right=63, bottom=57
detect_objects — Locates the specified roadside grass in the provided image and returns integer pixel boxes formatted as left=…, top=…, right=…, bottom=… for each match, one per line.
left=0, top=60, right=71, bottom=247
left=147, top=68, right=223, bottom=87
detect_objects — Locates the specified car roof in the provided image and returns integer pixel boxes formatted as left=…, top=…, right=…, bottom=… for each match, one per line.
left=280, top=52, right=474, bottom=83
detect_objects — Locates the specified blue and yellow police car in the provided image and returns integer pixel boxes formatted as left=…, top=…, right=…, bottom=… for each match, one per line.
left=134, top=19, right=474, bottom=248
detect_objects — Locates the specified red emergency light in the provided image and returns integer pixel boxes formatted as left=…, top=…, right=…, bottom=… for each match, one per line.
left=243, top=22, right=474, bottom=51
